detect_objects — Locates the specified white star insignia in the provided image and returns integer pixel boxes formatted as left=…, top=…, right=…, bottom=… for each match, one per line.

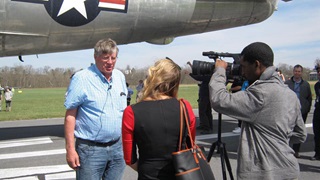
left=57, top=0, right=88, bottom=19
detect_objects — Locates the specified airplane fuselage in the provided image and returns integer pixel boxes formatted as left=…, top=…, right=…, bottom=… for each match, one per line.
left=0, top=0, right=278, bottom=57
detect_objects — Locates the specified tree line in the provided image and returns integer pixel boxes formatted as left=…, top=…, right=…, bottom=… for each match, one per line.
left=0, top=61, right=318, bottom=89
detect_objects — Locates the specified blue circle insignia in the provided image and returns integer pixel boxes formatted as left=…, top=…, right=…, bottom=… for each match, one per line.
left=43, top=0, right=100, bottom=27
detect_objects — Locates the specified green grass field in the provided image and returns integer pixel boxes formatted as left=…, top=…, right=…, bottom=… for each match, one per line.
left=0, top=88, right=67, bottom=121
left=0, top=85, right=199, bottom=121
left=0, top=82, right=317, bottom=121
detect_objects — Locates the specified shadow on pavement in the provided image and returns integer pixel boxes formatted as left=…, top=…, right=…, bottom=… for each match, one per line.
left=0, top=125, right=64, bottom=140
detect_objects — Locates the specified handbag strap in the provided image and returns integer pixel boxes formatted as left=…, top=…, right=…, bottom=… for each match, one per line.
left=177, top=99, right=184, bottom=151
left=178, top=99, right=195, bottom=151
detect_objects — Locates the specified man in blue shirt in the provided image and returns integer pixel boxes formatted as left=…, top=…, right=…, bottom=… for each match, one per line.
left=64, top=38, right=127, bottom=180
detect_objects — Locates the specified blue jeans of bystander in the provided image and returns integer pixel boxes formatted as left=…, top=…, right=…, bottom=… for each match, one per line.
left=76, top=138, right=125, bottom=180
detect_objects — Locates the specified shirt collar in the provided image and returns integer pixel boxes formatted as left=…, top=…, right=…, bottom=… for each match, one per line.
left=92, top=64, right=113, bottom=83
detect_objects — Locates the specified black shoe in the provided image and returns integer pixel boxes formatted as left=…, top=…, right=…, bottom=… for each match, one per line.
left=200, top=129, right=212, bottom=135
left=310, top=156, right=320, bottom=161
left=196, top=126, right=205, bottom=130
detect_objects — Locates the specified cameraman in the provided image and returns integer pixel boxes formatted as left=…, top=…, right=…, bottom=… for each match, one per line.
left=209, top=42, right=306, bottom=179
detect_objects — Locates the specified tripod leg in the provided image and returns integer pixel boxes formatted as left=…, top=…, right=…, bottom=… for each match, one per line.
left=222, top=143, right=234, bottom=180
left=219, top=144, right=227, bottom=180
left=207, top=142, right=217, bottom=162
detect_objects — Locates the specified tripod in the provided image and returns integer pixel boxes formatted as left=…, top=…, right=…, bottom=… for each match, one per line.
left=207, top=113, right=234, bottom=180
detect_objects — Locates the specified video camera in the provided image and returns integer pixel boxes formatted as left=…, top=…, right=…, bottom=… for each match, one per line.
left=191, top=51, right=242, bottom=80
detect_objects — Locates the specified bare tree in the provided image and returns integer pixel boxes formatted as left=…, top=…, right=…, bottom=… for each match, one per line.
left=315, top=58, right=320, bottom=68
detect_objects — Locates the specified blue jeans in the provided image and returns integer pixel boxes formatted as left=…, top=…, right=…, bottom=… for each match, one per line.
left=76, top=138, right=125, bottom=180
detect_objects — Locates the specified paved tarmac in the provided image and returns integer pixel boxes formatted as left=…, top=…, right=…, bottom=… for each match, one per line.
left=0, top=108, right=319, bottom=180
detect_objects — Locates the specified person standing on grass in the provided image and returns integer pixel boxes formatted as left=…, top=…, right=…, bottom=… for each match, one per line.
left=64, top=38, right=127, bottom=180
left=4, top=88, right=13, bottom=112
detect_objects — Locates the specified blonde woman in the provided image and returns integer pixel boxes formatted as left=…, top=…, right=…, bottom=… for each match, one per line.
left=122, top=58, right=196, bottom=180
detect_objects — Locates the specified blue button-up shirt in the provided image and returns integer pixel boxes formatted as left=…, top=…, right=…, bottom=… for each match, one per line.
left=65, top=65, right=127, bottom=143
left=294, top=80, right=301, bottom=98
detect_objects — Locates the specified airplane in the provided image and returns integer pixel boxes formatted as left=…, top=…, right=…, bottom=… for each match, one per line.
left=0, top=0, right=289, bottom=59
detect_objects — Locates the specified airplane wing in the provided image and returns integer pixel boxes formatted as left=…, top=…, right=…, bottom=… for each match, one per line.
left=0, top=0, right=279, bottom=57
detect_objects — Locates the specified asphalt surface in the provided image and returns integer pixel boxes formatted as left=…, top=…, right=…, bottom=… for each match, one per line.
left=0, top=108, right=319, bottom=180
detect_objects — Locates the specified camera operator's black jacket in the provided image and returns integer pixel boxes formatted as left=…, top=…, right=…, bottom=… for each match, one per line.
left=189, top=74, right=211, bottom=98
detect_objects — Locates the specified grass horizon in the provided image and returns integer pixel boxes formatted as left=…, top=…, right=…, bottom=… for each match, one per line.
left=0, top=81, right=317, bottom=121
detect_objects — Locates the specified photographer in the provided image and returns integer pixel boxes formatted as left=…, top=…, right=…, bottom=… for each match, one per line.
left=208, top=42, right=307, bottom=179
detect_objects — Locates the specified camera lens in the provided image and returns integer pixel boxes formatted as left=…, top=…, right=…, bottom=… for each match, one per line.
left=192, top=60, right=215, bottom=76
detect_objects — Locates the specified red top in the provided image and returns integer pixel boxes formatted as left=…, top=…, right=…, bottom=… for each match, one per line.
left=122, top=98, right=196, bottom=167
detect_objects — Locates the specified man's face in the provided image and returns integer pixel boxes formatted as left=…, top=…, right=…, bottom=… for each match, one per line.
left=293, top=67, right=302, bottom=80
left=94, top=52, right=117, bottom=79
left=240, top=57, right=260, bottom=84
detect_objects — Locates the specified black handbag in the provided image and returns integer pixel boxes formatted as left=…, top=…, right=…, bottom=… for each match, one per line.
left=172, top=100, right=215, bottom=180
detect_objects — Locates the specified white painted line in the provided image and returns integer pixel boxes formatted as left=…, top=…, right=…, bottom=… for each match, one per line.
left=0, top=137, right=53, bottom=149
left=3, top=176, right=38, bottom=180
left=46, top=171, right=75, bottom=180
left=0, top=149, right=65, bottom=160
left=3, top=176, right=39, bottom=180
left=0, top=165, right=73, bottom=179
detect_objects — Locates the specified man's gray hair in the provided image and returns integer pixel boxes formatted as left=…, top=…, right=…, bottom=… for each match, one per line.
left=94, top=38, right=119, bottom=57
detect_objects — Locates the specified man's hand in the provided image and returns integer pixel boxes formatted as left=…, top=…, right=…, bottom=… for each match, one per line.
left=215, top=59, right=228, bottom=69
left=66, top=149, right=80, bottom=170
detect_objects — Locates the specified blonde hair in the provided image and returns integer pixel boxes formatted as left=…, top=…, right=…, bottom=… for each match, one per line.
left=140, top=58, right=181, bottom=101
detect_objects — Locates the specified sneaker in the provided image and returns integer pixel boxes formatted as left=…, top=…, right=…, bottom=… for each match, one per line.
left=232, top=127, right=241, bottom=134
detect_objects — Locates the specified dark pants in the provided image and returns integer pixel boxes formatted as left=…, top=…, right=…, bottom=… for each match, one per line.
left=293, top=113, right=308, bottom=153
left=237, top=120, right=242, bottom=127
left=127, top=98, right=131, bottom=106
left=313, top=107, right=320, bottom=156
left=198, top=97, right=213, bottom=130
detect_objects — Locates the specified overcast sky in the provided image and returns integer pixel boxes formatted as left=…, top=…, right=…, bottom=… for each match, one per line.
left=1, top=0, right=319, bottom=71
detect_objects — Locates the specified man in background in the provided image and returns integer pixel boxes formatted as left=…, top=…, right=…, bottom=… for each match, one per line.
left=311, top=65, right=320, bottom=160
left=188, top=61, right=213, bottom=134
left=126, top=82, right=134, bottom=106
left=229, top=78, right=245, bottom=134
left=136, top=79, right=144, bottom=102
left=64, top=38, right=127, bottom=180
left=285, top=64, right=312, bottom=158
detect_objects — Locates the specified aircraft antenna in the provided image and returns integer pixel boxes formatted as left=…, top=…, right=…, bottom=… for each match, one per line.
left=18, top=55, right=24, bottom=62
